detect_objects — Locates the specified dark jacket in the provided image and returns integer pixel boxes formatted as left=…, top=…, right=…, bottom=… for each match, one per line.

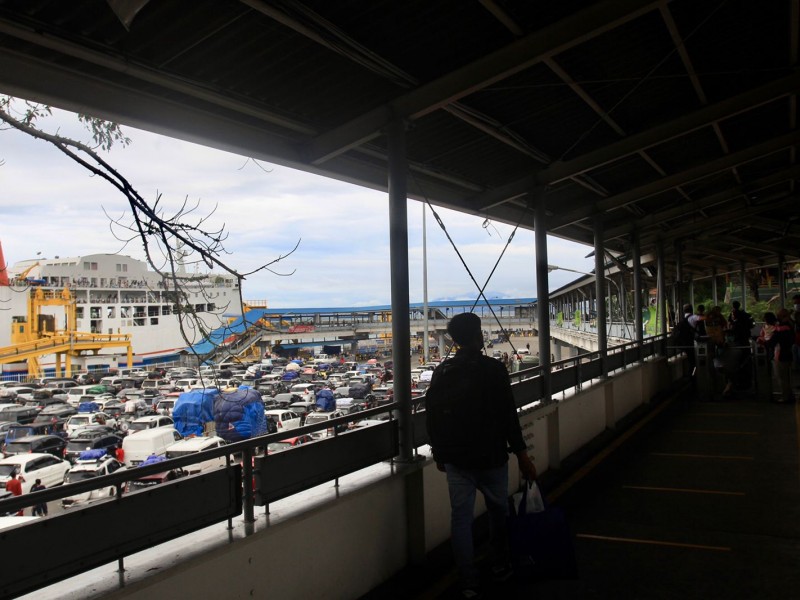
left=425, top=348, right=526, bottom=469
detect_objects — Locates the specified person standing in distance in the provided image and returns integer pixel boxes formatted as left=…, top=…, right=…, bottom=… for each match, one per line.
left=425, top=312, right=537, bottom=598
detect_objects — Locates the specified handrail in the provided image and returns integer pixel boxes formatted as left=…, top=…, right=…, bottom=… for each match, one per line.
left=0, top=333, right=672, bottom=595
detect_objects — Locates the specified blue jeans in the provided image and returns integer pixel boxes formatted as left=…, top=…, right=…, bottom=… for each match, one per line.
left=444, top=463, right=510, bottom=587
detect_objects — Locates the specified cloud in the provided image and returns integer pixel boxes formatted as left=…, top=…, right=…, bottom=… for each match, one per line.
left=0, top=103, right=597, bottom=308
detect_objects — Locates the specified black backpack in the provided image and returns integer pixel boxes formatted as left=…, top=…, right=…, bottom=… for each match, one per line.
left=731, top=310, right=755, bottom=342
left=425, top=355, right=498, bottom=464
left=670, top=317, right=696, bottom=347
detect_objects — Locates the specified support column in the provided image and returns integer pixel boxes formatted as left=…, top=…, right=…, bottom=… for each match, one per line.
left=712, top=267, right=719, bottom=306
left=740, top=261, right=747, bottom=310
left=778, top=254, right=786, bottom=306
left=534, top=197, right=552, bottom=405
left=688, top=276, right=695, bottom=310
left=386, top=119, right=413, bottom=463
left=536, top=199, right=558, bottom=470
left=675, top=240, right=683, bottom=311
left=632, top=232, right=643, bottom=347
left=594, top=219, right=607, bottom=377
left=657, top=241, right=667, bottom=354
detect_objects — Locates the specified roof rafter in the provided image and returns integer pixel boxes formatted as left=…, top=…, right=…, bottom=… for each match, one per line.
left=305, top=0, right=661, bottom=164
left=551, top=130, right=800, bottom=230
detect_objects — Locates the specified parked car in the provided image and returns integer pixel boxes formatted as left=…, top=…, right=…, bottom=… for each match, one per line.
left=64, top=431, right=124, bottom=463
left=153, top=398, right=176, bottom=416
left=173, top=378, right=200, bottom=392
left=164, top=436, right=227, bottom=475
left=121, top=427, right=182, bottom=467
left=65, top=412, right=117, bottom=435
left=25, top=391, right=68, bottom=411
left=62, top=452, right=126, bottom=508
left=3, top=435, right=67, bottom=459
left=264, top=410, right=301, bottom=433
left=44, top=380, right=78, bottom=391
left=267, top=434, right=315, bottom=454
left=272, top=393, right=301, bottom=408
left=0, top=453, right=71, bottom=493
left=33, top=404, right=77, bottom=425
left=304, top=410, right=348, bottom=439
left=4, top=422, right=63, bottom=445
left=0, top=386, right=38, bottom=402
left=0, top=404, right=38, bottom=425
left=288, top=401, right=317, bottom=424
left=127, top=415, right=174, bottom=434
left=128, top=462, right=187, bottom=491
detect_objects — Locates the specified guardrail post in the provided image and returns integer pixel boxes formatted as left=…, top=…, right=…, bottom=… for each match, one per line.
left=242, top=447, right=255, bottom=523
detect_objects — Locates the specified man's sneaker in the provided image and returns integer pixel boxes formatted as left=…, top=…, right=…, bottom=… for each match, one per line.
left=490, top=563, right=514, bottom=582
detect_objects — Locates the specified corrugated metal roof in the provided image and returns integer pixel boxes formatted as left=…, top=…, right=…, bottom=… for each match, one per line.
left=0, top=0, right=797, bottom=280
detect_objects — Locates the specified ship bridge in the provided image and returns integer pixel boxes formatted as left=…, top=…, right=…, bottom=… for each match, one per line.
left=0, top=2, right=798, bottom=599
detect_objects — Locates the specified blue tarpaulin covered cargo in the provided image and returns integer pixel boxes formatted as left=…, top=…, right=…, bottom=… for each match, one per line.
left=315, top=388, right=335, bottom=412
left=172, top=389, right=217, bottom=437
left=213, top=387, right=267, bottom=443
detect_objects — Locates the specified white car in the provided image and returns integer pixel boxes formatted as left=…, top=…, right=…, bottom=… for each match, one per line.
left=126, top=415, right=174, bottom=434
left=164, top=436, right=226, bottom=475
left=0, top=453, right=71, bottom=493
left=0, top=386, right=37, bottom=402
left=173, top=378, right=200, bottom=392
left=62, top=454, right=126, bottom=508
left=304, top=410, right=347, bottom=439
left=265, top=409, right=301, bottom=433
left=66, top=412, right=117, bottom=435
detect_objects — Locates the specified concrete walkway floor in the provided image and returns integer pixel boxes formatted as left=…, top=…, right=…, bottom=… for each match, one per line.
left=363, top=387, right=800, bottom=599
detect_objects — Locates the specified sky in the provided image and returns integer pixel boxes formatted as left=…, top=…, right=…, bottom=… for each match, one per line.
left=0, top=101, right=596, bottom=308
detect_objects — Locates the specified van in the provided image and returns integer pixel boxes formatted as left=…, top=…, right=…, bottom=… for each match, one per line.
left=164, top=436, right=226, bottom=475
left=122, top=427, right=182, bottom=467
left=99, top=377, right=125, bottom=390
left=304, top=410, right=347, bottom=438
left=0, top=405, right=38, bottom=424
left=290, top=383, right=316, bottom=395
left=66, top=385, right=102, bottom=406
left=174, top=378, right=200, bottom=392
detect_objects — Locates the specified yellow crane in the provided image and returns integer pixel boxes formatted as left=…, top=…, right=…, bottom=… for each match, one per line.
left=2, top=286, right=132, bottom=378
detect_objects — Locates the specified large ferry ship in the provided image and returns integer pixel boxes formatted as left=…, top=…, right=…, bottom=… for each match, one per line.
left=0, top=251, right=242, bottom=374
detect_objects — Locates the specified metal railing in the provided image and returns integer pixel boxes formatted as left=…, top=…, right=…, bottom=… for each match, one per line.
left=0, top=333, right=669, bottom=598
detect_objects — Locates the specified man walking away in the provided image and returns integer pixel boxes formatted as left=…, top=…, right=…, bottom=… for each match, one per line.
left=426, top=312, right=537, bottom=598
left=31, top=478, right=48, bottom=517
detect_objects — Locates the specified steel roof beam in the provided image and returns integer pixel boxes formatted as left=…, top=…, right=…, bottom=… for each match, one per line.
left=466, top=72, right=800, bottom=211
left=0, top=18, right=317, bottom=136
left=306, top=0, right=660, bottom=164
left=539, top=73, right=800, bottom=186
left=550, top=130, right=800, bottom=230
left=603, top=164, right=800, bottom=239
left=243, top=0, right=551, bottom=164
left=638, top=192, right=798, bottom=250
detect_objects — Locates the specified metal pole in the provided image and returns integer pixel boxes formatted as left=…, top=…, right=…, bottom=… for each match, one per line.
left=778, top=253, right=786, bottom=306
left=657, top=240, right=667, bottom=354
left=422, top=203, right=429, bottom=363
left=387, top=119, right=413, bottom=463
left=242, top=447, right=254, bottom=523
left=675, top=240, right=683, bottom=311
left=632, top=232, right=643, bottom=347
left=740, top=261, right=747, bottom=310
left=594, top=219, right=607, bottom=377
left=712, top=266, right=719, bottom=306
left=534, top=197, right=551, bottom=404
